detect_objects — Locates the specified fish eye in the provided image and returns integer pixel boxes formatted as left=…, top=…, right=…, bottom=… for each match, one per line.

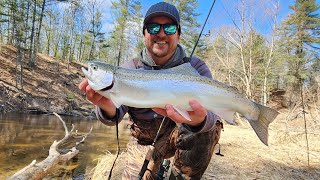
left=92, top=65, right=98, bottom=70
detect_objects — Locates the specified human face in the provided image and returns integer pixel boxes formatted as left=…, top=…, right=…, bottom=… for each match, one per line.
left=144, top=16, right=180, bottom=66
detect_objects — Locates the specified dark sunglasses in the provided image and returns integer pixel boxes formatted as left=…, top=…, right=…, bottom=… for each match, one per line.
left=144, top=23, right=178, bottom=35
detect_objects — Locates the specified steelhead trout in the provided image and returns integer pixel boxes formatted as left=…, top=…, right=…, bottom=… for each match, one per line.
left=82, top=61, right=279, bottom=145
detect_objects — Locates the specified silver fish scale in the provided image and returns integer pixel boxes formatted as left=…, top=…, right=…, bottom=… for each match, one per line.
left=115, top=67, right=244, bottom=97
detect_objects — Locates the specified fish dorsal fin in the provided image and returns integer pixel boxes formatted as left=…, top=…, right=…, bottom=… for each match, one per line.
left=163, top=63, right=200, bottom=76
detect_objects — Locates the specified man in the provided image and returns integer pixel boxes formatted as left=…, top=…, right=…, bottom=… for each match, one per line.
left=79, top=2, right=222, bottom=179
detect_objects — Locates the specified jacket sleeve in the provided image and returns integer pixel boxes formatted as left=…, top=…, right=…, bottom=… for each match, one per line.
left=95, top=105, right=129, bottom=126
left=182, top=57, right=221, bottom=133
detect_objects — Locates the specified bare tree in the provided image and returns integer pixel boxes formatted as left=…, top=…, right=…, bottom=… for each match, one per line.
left=207, top=0, right=282, bottom=104
left=28, top=0, right=46, bottom=68
left=261, top=0, right=280, bottom=105
left=66, top=1, right=81, bottom=70
left=85, top=0, right=104, bottom=60
left=208, top=0, right=254, bottom=98
left=27, top=0, right=37, bottom=67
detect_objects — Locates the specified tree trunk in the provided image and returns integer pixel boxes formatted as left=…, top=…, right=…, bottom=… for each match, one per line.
left=89, top=38, right=95, bottom=60
left=0, top=15, right=3, bottom=43
left=67, top=7, right=76, bottom=71
left=79, top=37, right=86, bottom=62
left=53, top=35, right=60, bottom=57
left=88, top=4, right=95, bottom=60
left=263, top=76, right=268, bottom=105
left=239, top=0, right=252, bottom=99
left=12, top=0, right=20, bottom=89
left=53, top=27, right=62, bottom=59
left=70, top=34, right=77, bottom=62
left=30, top=0, right=46, bottom=68
left=46, top=28, right=51, bottom=55
left=10, top=7, right=15, bottom=45
left=262, top=0, right=279, bottom=105
left=78, top=36, right=83, bottom=62
left=46, top=8, right=53, bottom=55
left=7, top=6, right=11, bottom=44
left=15, top=40, right=21, bottom=88
left=19, top=0, right=31, bottom=91
left=28, top=0, right=36, bottom=67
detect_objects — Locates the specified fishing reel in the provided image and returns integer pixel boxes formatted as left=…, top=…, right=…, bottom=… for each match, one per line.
left=156, top=159, right=171, bottom=179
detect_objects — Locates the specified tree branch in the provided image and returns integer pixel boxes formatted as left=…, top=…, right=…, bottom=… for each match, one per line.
left=8, top=112, right=93, bottom=180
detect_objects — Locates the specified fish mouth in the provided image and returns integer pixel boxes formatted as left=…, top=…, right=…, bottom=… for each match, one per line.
left=81, top=66, right=88, bottom=74
left=81, top=67, right=91, bottom=81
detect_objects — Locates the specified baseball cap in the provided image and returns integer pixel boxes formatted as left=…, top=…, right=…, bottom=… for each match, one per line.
left=144, top=2, right=180, bottom=26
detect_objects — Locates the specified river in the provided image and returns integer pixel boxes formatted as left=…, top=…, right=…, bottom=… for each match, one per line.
left=0, top=112, right=130, bottom=179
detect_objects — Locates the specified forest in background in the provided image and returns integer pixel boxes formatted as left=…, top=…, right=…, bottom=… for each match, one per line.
left=0, top=0, right=319, bottom=109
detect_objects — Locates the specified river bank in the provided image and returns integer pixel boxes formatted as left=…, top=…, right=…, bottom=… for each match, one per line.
left=0, top=45, right=94, bottom=116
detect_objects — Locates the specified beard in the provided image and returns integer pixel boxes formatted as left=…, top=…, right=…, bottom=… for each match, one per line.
left=149, top=41, right=171, bottom=58
left=152, top=46, right=168, bottom=57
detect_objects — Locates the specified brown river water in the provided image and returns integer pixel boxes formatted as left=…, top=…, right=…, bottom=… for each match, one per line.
left=0, top=112, right=130, bottom=179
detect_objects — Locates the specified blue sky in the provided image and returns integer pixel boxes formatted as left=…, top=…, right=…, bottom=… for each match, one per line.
left=100, top=0, right=320, bottom=36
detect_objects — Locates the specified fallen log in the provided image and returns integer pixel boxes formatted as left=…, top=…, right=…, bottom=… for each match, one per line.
left=7, top=112, right=93, bottom=180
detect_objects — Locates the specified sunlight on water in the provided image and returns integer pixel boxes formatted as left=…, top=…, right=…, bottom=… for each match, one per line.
left=0, top=113, right=130, bottom=179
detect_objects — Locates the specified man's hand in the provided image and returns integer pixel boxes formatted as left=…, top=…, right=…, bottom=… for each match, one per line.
left=79, top=78, right=116, bottom=118
left=152, top=99, right=207, bottom=127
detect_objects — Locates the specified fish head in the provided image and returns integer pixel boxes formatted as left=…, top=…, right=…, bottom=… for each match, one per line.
left=81, top=61, right=114, bottom=91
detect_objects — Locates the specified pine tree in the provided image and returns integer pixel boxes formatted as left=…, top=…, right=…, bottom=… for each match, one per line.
left=278, top=0, right=320, bottom=106
left=165, top=0, right=202, bottom=56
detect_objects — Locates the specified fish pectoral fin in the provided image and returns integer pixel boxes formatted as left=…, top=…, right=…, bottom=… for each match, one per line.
left=172, top=106, right=192, bottom=121
left=110, top=95, right=122, bottom=108
left=211, top=108, right=235, bottom=124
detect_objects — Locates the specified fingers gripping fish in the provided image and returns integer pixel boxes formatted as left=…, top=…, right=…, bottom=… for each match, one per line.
left=82, top=61, right=279, bottom=146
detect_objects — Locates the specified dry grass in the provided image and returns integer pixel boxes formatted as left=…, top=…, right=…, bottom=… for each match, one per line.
left=90, top=138, right=150, bottom=180
left=90, top=108, right=320, bottom=179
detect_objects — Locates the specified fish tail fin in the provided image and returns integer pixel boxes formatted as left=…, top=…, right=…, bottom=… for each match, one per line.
left=249, top=102, right=279, bottom=146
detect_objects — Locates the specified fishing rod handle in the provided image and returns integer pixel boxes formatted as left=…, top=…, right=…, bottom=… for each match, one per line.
left=138, top=146, right=155, bottom=179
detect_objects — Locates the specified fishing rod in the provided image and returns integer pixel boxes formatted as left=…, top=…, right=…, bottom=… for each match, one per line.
left=138, top=0, right=217, bottom=178
left=107, top=118, right=120, bottom=180
left=189, top=0, right=217, bottom=58
left=107, top=48, right=122, bottom=180
left=138, top=116, right=167, bottom=179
